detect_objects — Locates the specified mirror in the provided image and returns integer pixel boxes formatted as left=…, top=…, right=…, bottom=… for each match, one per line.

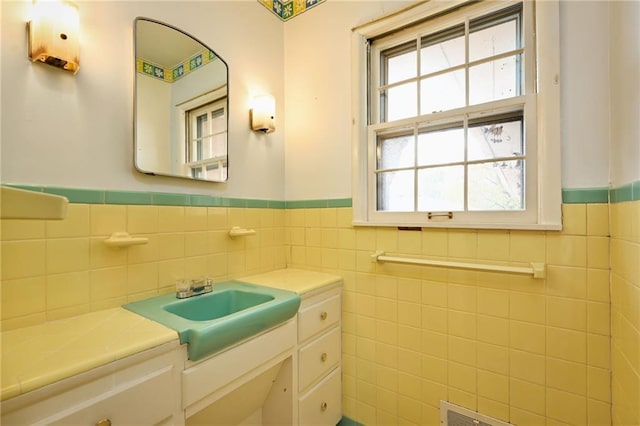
left=134, top=18, right=229, bottom=182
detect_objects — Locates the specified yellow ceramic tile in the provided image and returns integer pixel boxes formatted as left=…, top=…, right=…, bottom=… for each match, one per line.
left=46, top=271, right=90, bottom=310
left=304, top=246, right=322, bottom=268
left=477, top=315, right=508, bottom=346
left=587, top=333, right=610, bottom=369
left=303, top=208, right=320, bottom=227
left=46, top=238, right=90, bottom=274
left=159, top=257, right=186, bottom=289
left=477, top=231, right=510, bottom=261
left=157, top=206, right=185, bottom=233
left=1, top=240, right=46, bottom=280
left=587, top=236, right=610, bottom=269
left=476, top=288, right=509, bottom=318
left=336, top=207, right=352, bottom=228
left=357, top=358, right=376, bottom=384
left=126, top=205, right=158, bottom=234
left=447, top=310, right=476, bottom=339
left=319, top=208, right=337, bottom=228
left=510, top=407, right=546, bottom=426
left=547, top=234, right=587, bottom=267
left=587, top=366, right=611, bottom=403
left=397, top=394, right=421, bottom=424
left=207, top=207, right=228, bottom=230
left=562, top=204, right=587, bottom=236
left=46, top=304, right=90, bottom=321
left=156, top=233, right=185, bottom=260
left=546, top=357, right=587, bottom=395
left=321, top=247, right=338, bottom=269
left=398, top=371, right=421, bottom=399
left=546, top=388, right=587, bottom=426
left=447, top=388, right=477, bottom=412
left=244, top=209, right=261, bottom=230
left=509, top=291, right=545, bottom=324
left=447, top=283, right=476, bottom=312
left=510, top=378, right=546, bottom=415
left=305, top=228, right=322, bottom=247
left=587, top=301, right=610, bottom=335
left=397, top=277, right=421, bottom=302
left=90, top=237, right=127, bottom=269
left=477, top=370, right=508, bottom=403
left=421, top=280, right=447, bottom=307
left=510, top=349, right=545, bottom=385
left=90, top=204, right=126, bottom=236
left=1, top=218, right=45, bottom=241
left=356, top=228, right=376, bottom=251
left=1, top=313, right=47, bottom=331
left=375, top=319, right=396, bottom=345
left=126, top=262, right=158, bottom=294
left=509, top=320, right=545, bottom=354
left=338, top=228, right=356, bottom=250
left=448, top=230, right=477, bottom=259
left=447, top=335, right=476, bottom=366
left=477, top=342, right=509, bottom=375
left=510, top=231, right=546, bottom=263
left=421, top=354, right=448, bottom=384
left=126, top=235, right=158, bottom=265
left=421, top=404, right=441, bottom=426
left=588, top=398, right=612, bottom=426
left=477, top=398, right=509, bottom=424
left=376, top=228, right=398, bottom=252
left=421, top=330, right=448, bottom=359
left=45, top=204, right=89, bottom=238
left=375, top=342, right=398, bottom=368
left=546, top=265, right=588, bottom=299
left=338, top=249, right=356, bottom=271
left=322, top=229, right=338, bottom=248
left=547, top=326, right=587, bottom=363
left=185, top=232, right=209, bottom=257
left=375, top=274, right=397, bottom=299
left=586, top=204, right=609, bottom=237
left=1, top=277, right=46, bottom=319
left=422, top=305, right=447, bottom=333
left=398, top=301, right=421, bottom=327
left=587, top=268, right=610, bottom=302
left=375, top=387, right=398, bottom=416
left=448, top=361, right=476, bottom=393
left=89, top=267, right=127, bottom=302
left=548, top=296, right=587, bottom=331
left=398, top=230, right=422, bottom=255
left=422, top=229, right=448, bottom=257
left=398, top=324, right=421, bottom=352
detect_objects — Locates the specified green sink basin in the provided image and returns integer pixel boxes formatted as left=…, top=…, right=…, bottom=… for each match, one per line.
left=123, top=281, right=300, bottom=360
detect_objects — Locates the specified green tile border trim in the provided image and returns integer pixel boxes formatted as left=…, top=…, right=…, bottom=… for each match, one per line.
left=562, top=188, right=609, bottom=204
left=1, top=185, right=352, bottom=209
left=337, top=416, right=364, bottom=426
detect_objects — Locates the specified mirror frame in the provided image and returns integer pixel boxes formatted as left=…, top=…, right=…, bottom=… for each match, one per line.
left=133, top=17, right=230, bottom=182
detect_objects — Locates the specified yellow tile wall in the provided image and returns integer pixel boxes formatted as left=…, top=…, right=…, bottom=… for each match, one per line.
left=0, top=204, right=287, bottom=331
left=610, top=199, right=640, bottom=426
left=287, top=203, right=612, bottom=426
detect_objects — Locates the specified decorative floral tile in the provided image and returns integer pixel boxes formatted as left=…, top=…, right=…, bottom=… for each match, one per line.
left=136, top=49, right=218, bottom=83
left=258, top=0, right=325, bottom=21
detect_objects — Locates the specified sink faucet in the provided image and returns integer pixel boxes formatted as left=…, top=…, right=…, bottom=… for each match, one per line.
left=176, top=278, right=213, bottom=299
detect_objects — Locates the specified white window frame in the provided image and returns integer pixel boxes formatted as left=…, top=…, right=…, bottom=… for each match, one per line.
left=351, top=0, right=561, bottom=230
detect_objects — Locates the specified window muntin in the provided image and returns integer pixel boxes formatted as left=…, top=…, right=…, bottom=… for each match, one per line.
left=186, top=99, right=227, bottom=181
left=371, top=2, right=531, bottom=220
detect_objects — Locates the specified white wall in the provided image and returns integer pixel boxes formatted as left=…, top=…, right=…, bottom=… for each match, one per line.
left=1, top=1, right=285, bottom=200
left=283, top=0, right=614, bottom=201
left=609, top=0, right=640, bottom=187
left=136, top=74, right=171, bottom=175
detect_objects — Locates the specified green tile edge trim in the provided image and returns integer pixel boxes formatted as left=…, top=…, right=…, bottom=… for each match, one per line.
left=337, top=416, right=364, bottom=426
left=562, top=188, right=609, bottom=204
left=1, top=185, right=353, bottom=208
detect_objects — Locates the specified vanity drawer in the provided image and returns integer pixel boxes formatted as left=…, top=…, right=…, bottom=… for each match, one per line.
left=298, top=294, right=340, bottom=343
left=299, top=366, right=342, bottom=426
left=298, top=326, right=341, bottom=392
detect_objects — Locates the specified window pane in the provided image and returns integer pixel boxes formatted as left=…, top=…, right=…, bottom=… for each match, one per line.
left=377, top=134, right=415, bottom=169
left=384, top=82, right=417, bottom=121
left=211, top=108, right=225, bottom=131
left=469, top=18, right=519, bottom=62
left=417, top=165, right=464, bottom=211
left=469, top=55, right=520, bottom=105
left=468, top=160, right=524, bottom=210
left=468, top=116, right=523, bottom=161
left=385, top=49, right=417, bottom=85
left=211, top=134, right=226, bottom=158
left=417, top=126, right=464, bottom=166
left=196, top=114, right=207, bottom=138
left=420, top=28, right=464, bottom=75
left=420, top=69, right=465, bottom=114
left=377, top=170, right=414, bottom=211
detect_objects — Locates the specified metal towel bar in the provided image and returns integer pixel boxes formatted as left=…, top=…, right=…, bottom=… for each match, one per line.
left=371, top=251, right=546, bottom=279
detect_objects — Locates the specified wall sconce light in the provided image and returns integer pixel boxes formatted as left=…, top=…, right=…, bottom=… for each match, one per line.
left=28, top=0, right=80, bottom=74
left=250, top=95, right=275, bottom=133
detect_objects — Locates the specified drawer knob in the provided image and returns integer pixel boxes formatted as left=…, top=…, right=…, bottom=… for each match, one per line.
left=321, top=352, right=328, bottom=362
left=320, top=311, right=328, bottom=320
left=321, top=401, right=328, bottom=411
left=96, top=419, right=112, bottom=426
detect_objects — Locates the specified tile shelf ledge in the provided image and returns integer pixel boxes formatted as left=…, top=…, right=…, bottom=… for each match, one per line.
left=104, top=232, right=149, bottom=247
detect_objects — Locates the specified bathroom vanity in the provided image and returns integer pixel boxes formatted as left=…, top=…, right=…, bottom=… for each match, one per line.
left=0, top=268, right=342, bottom=426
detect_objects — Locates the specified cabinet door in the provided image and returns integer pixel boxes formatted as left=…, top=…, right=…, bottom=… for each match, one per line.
left=298, top=294, right=340, bottom=343
left=49, top=366, right=177, bottom=426
left=299, top=367, right=341, bottom=426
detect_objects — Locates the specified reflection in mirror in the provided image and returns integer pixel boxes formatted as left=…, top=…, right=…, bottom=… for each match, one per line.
left=135, top=18, right=229, bottom=182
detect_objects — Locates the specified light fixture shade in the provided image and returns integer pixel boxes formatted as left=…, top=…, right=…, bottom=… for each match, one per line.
left=251, top=95, right=275, bottom=133
left=28, top=0, right=80, bottom=73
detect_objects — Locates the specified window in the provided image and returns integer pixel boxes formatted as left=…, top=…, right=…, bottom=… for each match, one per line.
left=186, top=97, right=228, bottom=181
left=352, top=0, right=561, bottom=229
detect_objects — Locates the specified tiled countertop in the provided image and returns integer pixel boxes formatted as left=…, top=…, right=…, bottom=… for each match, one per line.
left=1, top=308, right=178, bottom=402
left=239, top=268, right=342, bottom=296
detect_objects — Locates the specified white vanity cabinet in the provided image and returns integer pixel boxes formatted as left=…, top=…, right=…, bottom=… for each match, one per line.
left=1, top=342, right=185, bottom=426
left=295, top=285, right=342, bottom=426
